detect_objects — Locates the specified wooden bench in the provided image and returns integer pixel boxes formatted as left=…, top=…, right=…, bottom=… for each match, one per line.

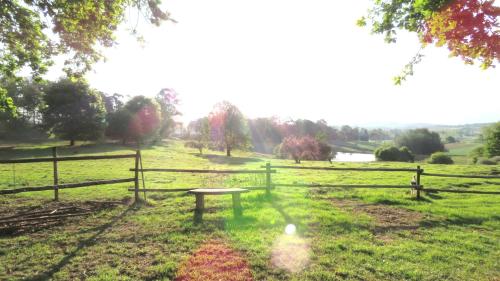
left=188, top=188, right=249, bottom=222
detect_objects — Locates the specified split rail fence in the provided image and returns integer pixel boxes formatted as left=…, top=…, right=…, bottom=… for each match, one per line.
left=0, top=147, right=139, bottom=201
left=1, top=148, right=499, bottom=203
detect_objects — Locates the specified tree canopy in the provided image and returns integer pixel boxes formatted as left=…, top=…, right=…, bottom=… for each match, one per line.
left=394, top=128, right=445, bottom=155
left=43, top=78, right=106, bottom=145
left=209, top=101, right=250, bottom=157
left=360, top=0, right=499, bottom=83
left=0, top=0, right=171, bottom=114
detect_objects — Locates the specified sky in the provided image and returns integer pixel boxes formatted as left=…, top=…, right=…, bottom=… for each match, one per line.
left=48, top=0, right=500, bottom=127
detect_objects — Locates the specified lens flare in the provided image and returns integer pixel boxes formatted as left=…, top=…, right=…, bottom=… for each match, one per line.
left=271, top=233, right=310, bottom=273
left=285, top=224, right=296, bottom=235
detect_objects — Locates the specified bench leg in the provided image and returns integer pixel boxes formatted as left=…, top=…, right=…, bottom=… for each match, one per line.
left=194, top=194, right=204, bottom=223
left=232, top=193, right=242, bottom=217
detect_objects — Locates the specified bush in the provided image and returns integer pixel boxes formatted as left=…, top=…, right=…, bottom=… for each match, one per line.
left=477, top=158, right=496, bottom=165
left=184, top=141, right=205, bottom=154
left=395, top=128, right=444, bottom=155
left=374, top=145, right=414, bottom=162
left=428, top=152, right=454, bottom=164
left=490, top=156, right=500, bottom=163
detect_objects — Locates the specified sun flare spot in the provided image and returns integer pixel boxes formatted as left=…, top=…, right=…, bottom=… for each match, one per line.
left=271, top=233, right=310, bottom=273
left=285, top=224, right=296, bottom=235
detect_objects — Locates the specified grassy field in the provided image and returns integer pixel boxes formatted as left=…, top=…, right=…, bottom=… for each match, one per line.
left=444, top=141, right=482, bottom=164
left=0, top=140, right=499, bottom=280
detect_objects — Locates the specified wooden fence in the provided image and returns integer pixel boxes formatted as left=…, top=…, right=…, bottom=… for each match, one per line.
left=1, top=148, right=499, bottom=203
left=127, top=163, right=277, bottom=198
left=263, top=165, right=500, bottom=198
left=129, top=163, right=499, bottom=200
left=0, top=147, right=138, bottom=201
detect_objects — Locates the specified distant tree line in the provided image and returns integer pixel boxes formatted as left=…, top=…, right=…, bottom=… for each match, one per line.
left=0, top=78, right=180, bottom=145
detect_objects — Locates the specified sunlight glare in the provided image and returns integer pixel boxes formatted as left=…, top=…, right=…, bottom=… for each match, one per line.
left=271, top=234, right=310, bottom=273
left=285, top=224, right=296, bottom=235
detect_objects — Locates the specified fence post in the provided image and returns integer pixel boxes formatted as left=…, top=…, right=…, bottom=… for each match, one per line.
left=265, top=162, right=272, bottom=196
left=52, top=147, right=59, bottom=201
left=416, top=165, right=421, bottom=199
left=134, top=150, right=140, bottom=203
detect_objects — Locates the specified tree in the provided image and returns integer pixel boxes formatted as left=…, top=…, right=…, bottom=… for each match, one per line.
left=43, top=78, right=106, bottom=145
left=106, top=109, right=131, bottom=144
left=395, top=128, right=445, bottom=155
left=208, top=101, right=250, bottom=157
left=0, top=88, right=16, bottom=117
left=156, top=88, right=181, bottom=138
left=248, top=117, right=284, bottom=153
left=359, top=0, right=499, bottom=83
left=483, top=122, right=500, bottom=157
left=123, top=96, right=161, bottom=143
left=0, top=0, right=172, bottom=112
left=0, top=78, right=47, bottom=140
left=100, top=92, right=124, bottom=115
left=445, top=136, right=457, bottom=144
left=186, top=117, right=211, bottom=154
left=280, top=136, right=320, bottom=164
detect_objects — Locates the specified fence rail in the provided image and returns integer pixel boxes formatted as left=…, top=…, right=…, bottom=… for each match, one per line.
left=274, top=183, right=422, bottom=189
left=0, top=178, right=136, bottom=195
left=0, top=154, right=137, bottom=164
left=421, top=172, right=500, bottom=179
left=263, top=165, right=420, bottom=172
left=0, top=147, right=139, bottom=200
left=2, top=148, right=499, bottom=203
left=130, top=168, right=276, bottom=174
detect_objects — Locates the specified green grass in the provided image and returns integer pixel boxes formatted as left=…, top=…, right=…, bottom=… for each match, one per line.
left=444, top=141, right=483, bottom=164
left=0, top=141, right=499, bottom=280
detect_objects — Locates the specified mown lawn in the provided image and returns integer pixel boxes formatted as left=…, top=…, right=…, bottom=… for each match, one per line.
left=0, top=141, right=499, bottom=280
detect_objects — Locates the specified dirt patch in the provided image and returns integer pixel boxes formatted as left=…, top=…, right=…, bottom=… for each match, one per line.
left=0, top=198, right=129, bottom=236
left=330, top=198, right=426, bottom=241
left=175, top=240, right=253, bottom=281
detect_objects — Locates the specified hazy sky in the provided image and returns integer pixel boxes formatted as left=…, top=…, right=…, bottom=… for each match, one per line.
left=48, top=0, right=500, bottom=126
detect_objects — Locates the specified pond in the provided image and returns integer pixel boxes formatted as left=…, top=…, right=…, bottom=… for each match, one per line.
left=333, top=152, right=375, bottom=162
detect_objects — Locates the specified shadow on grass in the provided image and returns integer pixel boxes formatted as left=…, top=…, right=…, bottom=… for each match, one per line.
left=420, top=214, right=500, bottom=229
left=192, top=153, right=263, bottom=165
left=25, top=203, right=137, bottom=281
left=0, top=143, right=141, bottom=160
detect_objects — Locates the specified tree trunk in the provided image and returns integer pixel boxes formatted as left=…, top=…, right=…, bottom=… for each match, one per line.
left=226, top=145, right=231, bottom=157
left=70, top=139, right=75, bottom=146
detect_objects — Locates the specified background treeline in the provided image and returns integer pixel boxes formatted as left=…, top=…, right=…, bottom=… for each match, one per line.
left=1, top=77, right=498, bottom=165
left=0, top=78, right=180, bottom=145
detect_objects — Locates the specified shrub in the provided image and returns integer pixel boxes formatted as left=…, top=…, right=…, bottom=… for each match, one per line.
left=374, top=145, right=414, bottom=162
left=184, top=141, right=205, bottom=154
left=398, top=146, right=415, bottom=162
left=490, top=156, right=500, bottom=163
left=428, top=152, right=454, bottom=164
left=395, top=128, right=444, bottom=155
left=478, top=158, right=496, bottom=165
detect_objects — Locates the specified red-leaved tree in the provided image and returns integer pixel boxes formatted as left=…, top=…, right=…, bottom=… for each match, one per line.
left=208, top=101, right=250, bottom=156
left=280, top=136, right=320, bottom=164
left=422, top=0, right=499, bottom=70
